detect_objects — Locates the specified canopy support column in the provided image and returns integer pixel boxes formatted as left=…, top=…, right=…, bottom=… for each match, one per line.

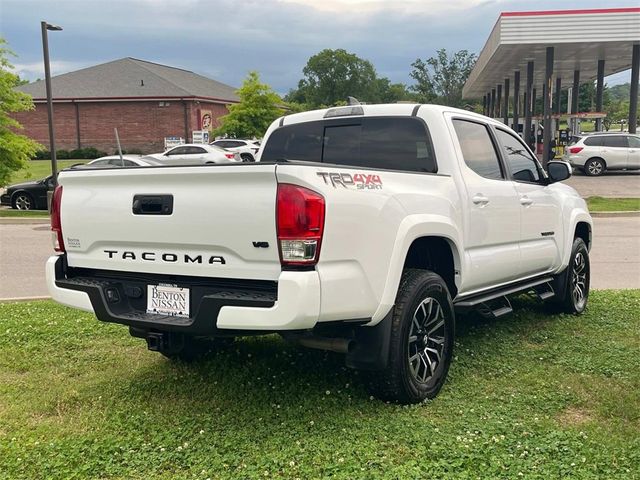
left=525, top=61, right=534, bottom=148
left=630, top=44, right=639, bottom=134
left=503, top=78, right=510, bottom=125
left=595, top=59, right=605, bottom=132
left=513, top=71, right=520, bottom=133
left=542, top=46, right=554, bottom=167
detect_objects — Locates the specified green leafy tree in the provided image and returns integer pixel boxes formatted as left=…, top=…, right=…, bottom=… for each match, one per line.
left=213, top=71, right=284, bottom=139
left=410, top=49, right=477, bottom=107
left=0, top=39, right=42, bottom=187
left=375, top=78, right=417, bottom=103
left=287, top=49, right=379, bottom=107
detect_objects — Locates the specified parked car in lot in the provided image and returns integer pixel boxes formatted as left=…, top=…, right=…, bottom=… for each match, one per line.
left=564, top=132, right=640, bottom=176
left=1, top=175, right=54, bottom=210
left=148, top=144, right=239, bottom=165
left=85, top=155, right=161, bottom=167
left=47, top=103, right=592, bottom=404
left=210, top=139, right=260, bottom=162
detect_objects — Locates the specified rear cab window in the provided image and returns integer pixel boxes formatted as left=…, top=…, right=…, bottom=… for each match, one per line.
left=261, top=117, right=437, bottom=173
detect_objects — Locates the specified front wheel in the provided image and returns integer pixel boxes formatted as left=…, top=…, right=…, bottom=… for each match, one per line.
left=552, top=238, right=590, bottom=314
left=13, top=193, right=34, bottom=210
left=369, top=269, right=455, bottom=404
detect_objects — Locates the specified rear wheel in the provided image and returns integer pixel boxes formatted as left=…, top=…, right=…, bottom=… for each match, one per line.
left=240, top=153, right=254, bottom=162
left=584, top=158, right=605, bottom=176
left=369, top=269, right=455, bottom=404
left=13, top=192, right=34, bottom=210
left=551, top=237, right=590, bottom=314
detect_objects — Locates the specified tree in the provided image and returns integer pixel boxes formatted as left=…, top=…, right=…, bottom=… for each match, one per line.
left=375, top=78, right=417, bottom=103
left=0, top=39, right=42, bottom=187
left=287, top=49, right=379, bottom=107
left=409, top=49, right=477, bottom=107
left=213, top=71, right=284, bottom=139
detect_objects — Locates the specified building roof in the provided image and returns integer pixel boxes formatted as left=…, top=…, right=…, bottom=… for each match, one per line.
left=17, top=57, right=239, bottom=103
left=463, top=7, right=640, bottom=99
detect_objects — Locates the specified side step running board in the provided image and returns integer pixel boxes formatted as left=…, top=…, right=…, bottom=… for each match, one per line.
left=454, top=276, right=555, bottom=314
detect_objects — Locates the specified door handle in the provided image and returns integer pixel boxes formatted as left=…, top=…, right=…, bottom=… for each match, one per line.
left=472, top=194, right=490, bottom=206
left=520, top=196, right=533, bottom=206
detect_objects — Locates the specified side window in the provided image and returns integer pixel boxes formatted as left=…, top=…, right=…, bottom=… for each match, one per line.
left=166, top=147, right=185, bottom=155
left=92, top=159, right=110, bottom=165
left=227, top=141, right=243, bottom=148
left=190, top=147, right=207, bottom=154
left=495, top=129, right=541, bottom=182
left=452, top=119, right=503, bottom=180
left=583, top=136, right=603, bottom=147
left=602, top=136, right=628, bottom=148
left=215, top=141, right=229, bottom=148
left=628, top=136, right=640, bottom=148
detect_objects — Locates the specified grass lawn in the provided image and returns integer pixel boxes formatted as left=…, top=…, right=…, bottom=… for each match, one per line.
left=3, top=160, right=88, bottom=187
left=0, top=209, right=49, bottom=218
left=587, top=196, right=640, bottom=212
left=0, top=291, right=638, bottom=479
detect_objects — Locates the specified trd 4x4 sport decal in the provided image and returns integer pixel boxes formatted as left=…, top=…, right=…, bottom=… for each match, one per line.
left=317, top=172, right=383, bottom=190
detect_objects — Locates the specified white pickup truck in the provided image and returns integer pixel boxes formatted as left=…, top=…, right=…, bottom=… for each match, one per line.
left=47, top=104, right=592, bottom=404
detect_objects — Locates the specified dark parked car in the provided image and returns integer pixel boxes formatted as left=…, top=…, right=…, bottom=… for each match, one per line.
left=1, top=176, right=55, bottom=210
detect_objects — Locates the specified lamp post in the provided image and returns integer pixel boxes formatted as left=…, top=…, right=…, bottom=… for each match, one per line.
left=41, top=21, right=63, bottom=189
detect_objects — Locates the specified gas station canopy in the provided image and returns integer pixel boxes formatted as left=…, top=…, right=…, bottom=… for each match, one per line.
left=463, top=7, right=640, bottom=98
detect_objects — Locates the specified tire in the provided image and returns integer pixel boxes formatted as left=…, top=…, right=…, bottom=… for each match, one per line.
left=161, top=335, right=234, bottom=362
left=551, top=238, right=590, bottom=314
left=369, top=269, right=455, bottom=404
left=240, top=153, right=254, bottom=162
left=12, top=192, right=34, bottom=210
left=584, top=158, right=605, bottom=176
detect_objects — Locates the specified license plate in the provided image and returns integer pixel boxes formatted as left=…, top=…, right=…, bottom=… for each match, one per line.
left=146, top=283, right=190, bottom=318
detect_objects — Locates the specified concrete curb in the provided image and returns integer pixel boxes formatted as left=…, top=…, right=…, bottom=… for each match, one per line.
left=0, top=295, right=51, bottom=303
left=590, top=211, right=640, bottom=217
left=0, top=217, right=49, bottom=225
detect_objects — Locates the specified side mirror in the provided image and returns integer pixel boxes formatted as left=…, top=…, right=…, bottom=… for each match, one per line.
left=547, top=161, right=571, bottom=183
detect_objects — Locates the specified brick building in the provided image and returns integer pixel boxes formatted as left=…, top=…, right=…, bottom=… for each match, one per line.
left=14, top=57, right=239, bottom=153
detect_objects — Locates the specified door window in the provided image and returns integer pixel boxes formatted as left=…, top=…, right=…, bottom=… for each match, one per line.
left=187, top=147, right=207, bottom=154
left=495, top=128, right=541, bottom=182
left=628, top=136, right=640, bottom=148
left=452, top=119, right=504, bottom=180
left=166, top=147, right=188, bottom=155
left=602, top=136, right=629, bottom=148
left=583, top=136, right=603, bottom=147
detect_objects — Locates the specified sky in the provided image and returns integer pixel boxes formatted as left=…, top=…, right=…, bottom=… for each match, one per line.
left=0, top=0, right=636, bottom=95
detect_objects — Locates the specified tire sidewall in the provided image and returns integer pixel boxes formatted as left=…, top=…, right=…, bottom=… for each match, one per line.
left=12, top=192, right=33, bottom=210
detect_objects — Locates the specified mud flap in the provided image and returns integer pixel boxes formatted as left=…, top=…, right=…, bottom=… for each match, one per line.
left=345, top=309, right=393, bottom=371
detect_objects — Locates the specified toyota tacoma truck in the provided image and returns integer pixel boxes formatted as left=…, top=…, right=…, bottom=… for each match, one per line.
left=47, top=104, right=592, bottom=404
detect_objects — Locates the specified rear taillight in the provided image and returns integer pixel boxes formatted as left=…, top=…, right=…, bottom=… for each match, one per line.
left=276, top=183, right=325, bottom=266
left=50, top=185, right=65, bottom=253
left=569, top=147, right=584, bottom=154
left=225, top=153, right=235, bottom=159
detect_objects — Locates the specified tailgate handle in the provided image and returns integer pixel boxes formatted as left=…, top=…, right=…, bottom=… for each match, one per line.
left=132, top=194, right=173, bottom=215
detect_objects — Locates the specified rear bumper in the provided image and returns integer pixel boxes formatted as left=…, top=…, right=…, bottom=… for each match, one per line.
left=0, top=193, right=11, bottom=207
left=46, top=255, right=320, bottom=333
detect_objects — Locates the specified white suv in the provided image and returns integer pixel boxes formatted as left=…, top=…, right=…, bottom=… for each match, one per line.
left=564, top=133, right=640, bottom=176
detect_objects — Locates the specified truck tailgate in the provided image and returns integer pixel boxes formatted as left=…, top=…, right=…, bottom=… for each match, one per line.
left=58, top=165, right=281, bottom=281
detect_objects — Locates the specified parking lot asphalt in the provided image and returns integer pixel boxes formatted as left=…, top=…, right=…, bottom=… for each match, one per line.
left=1, top=216, right=638, bottom=300
left=565, top=170, right=640, bottom=198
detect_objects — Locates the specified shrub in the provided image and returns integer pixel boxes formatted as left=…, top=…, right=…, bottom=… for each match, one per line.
left=56, top=149, right=70, bottom=160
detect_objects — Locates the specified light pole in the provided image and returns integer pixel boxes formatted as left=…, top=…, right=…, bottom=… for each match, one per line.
left=41, top=21, right=63, bottom=189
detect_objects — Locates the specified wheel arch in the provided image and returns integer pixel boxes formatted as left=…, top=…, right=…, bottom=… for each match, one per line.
left=370, top=216, right=463, bottom=324
left=10, top=189, right=34, bottom=207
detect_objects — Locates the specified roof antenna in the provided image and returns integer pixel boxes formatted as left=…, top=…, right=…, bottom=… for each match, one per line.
left=140, top=79, right=144, bottom=86
left=347, top=96, right=360, bottom=105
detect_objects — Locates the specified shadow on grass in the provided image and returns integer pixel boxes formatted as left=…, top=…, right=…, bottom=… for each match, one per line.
left=98, top=294, right=565, bottom=413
